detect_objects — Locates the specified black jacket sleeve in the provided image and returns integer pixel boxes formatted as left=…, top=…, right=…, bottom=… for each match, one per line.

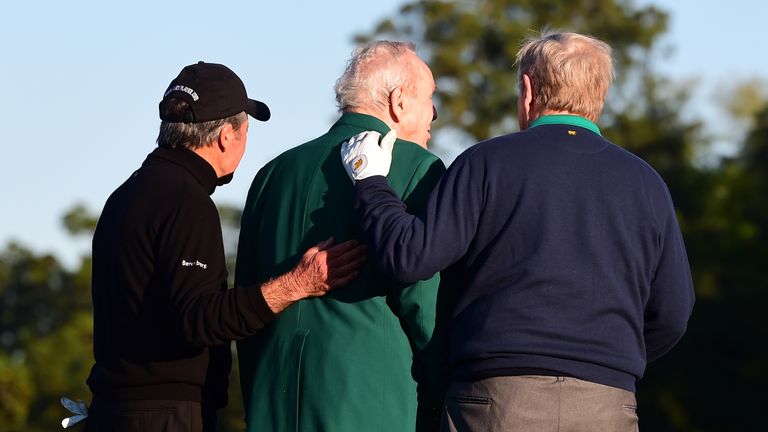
left=159, top=192, right=276, bottom=348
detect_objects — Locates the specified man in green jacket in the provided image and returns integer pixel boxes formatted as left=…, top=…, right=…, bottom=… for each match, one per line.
left=235, top=41, right=447, bottom=431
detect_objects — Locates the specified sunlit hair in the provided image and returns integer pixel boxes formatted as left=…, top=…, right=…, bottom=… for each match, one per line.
left=156, top=98, right=247, bottom=150
left=516, top=31, right=614, bottom=122
left=335, top=40, right=418, bottom=113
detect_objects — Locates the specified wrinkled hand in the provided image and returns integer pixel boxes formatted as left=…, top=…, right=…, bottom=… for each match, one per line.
left=290, top=238, right=366, bottom=298
left=262, top=239, right=366, bottom=313
left=262, top=239, right=366, bottom=314
left=340, top=130, right=397, bottom=182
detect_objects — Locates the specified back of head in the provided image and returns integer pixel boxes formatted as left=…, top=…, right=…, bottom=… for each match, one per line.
left=157, top=99, right=246, bottom=150
left=335, top=41, right=418, bottom=114
left=156, top=61, right=269, bottom=150
left=516, top=31, right=614, bottom=122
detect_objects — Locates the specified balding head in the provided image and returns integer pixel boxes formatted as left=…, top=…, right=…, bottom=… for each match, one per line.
left=516, top=31, right=614, bottom=123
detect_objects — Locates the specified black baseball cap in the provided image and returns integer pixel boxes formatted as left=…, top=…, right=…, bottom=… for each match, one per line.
left=159, top=61, right=270, bottom=123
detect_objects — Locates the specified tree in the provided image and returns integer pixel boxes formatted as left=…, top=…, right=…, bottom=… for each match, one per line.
left=357, top=0, right=670, bottom=145
left=0, top=353, right=34, bottom=430
left=0, top=239, right=93, bottom=431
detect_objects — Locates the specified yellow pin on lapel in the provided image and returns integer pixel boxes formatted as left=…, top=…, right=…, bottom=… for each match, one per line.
left=568, top=130, right=577, bottom=135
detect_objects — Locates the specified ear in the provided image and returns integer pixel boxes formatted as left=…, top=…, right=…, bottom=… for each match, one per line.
left=217, top=123, right=235, bottom=152
left=388, top=86, right=405, bottom=123
left=522, top=74, right=534, bottom=116
left=519, top=73, right=536, bottom=129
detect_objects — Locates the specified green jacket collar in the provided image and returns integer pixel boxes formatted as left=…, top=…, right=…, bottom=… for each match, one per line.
left=530, top=115, right=602, bottom=136
left=332, top=112, right=392, bottom=135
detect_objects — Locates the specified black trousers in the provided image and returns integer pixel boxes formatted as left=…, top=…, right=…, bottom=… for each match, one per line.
left=84, top=398, right=216, bottom=432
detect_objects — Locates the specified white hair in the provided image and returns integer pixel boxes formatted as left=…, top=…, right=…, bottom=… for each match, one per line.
left=334, top=41, right=417, bottom=113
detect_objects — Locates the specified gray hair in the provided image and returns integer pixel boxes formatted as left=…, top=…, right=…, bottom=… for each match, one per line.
left=516, top=31, right=614, bottom=122
left=156, top=98, right=247, bottom=149
left=335, top=41, right=417, bottom=113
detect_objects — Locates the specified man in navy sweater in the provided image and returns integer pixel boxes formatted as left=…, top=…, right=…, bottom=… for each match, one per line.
left=340, top=32, right=695, bottom=431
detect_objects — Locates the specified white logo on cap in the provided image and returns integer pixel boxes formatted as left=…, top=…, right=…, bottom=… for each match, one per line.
left=165, top=85, right=199, bottom=101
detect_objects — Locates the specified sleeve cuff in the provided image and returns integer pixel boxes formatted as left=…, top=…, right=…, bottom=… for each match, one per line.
left=244, top=284, right=277, bottom=325
left=355, top=175, right=389, bottom=189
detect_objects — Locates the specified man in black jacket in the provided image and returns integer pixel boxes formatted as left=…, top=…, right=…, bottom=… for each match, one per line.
left=83, top=62, right=365, bottom=432
left=342, top=32, right=695, bottom=431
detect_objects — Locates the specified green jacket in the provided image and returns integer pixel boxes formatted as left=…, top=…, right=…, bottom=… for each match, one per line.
left=235, top=113, right=447, bottom=432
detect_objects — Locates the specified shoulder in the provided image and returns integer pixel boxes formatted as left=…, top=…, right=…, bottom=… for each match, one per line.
left=257, top=133, right=334, bottom=178
left=597, top=140, right=676, bottom=227
left=395, top=139, right=440, bottom=160
left=603, top=140, right=668, bottom=188
left=390, top=140, right=446, bottom=194
left=144, top=162, right=217, bottom=219
left=115, top=163, right=219, bottom=246
left=242, top=134, right=335, bottom=209
left=471, top=129, right=539, bottom=155
left=393, top=139, right=444, bottom=171
left=131, top=162, right=206, bottom=213
left=448, top=130, right=536, bottom=170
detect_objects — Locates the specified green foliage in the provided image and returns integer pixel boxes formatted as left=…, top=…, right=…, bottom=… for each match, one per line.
left=218, top=346, right=247, bottom=431
left=357, top=0, right=669, bottom=143
left=0, top=354, right=34, bottom=429
left=61, top=204, right=98, bottom=237
left=0, top=243, right=85, bottom=355
left=0, top=242, right=93, bottom=431
left=216, top=205, right=248, bottom=429
left=25, top=311, right=93, bottom=429
left=716, top=77, right=768, bottom=126
left=636, top=105, right=768, bottom=431
left=219, top=204, right=244, bottom=287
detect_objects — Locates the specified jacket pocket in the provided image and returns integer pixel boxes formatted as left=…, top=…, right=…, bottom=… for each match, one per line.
left=445, top=393, right=493, bottom=431
left=452, top=394, right=493, bottom=405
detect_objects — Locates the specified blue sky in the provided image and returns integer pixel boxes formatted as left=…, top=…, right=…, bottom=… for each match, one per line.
left=2, top=0, right=767, bottom=268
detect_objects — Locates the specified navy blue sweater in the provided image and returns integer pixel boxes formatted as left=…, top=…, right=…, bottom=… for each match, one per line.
left=354, top=116, right=695, bottom=392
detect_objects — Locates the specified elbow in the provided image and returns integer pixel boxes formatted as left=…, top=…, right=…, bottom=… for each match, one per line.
left=645, top=320, right=689, bottom=362
left=176, top=316, right=212, bottom=348
left=175, top=303, right=220, bottom=348
left=377, top=250, right=434, bottom=285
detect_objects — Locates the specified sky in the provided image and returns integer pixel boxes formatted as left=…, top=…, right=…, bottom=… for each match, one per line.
left=2, top=0, right=767, bottom=269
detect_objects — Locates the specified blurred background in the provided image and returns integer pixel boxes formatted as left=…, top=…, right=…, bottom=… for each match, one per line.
left=1, top=0, right=766, bottom=430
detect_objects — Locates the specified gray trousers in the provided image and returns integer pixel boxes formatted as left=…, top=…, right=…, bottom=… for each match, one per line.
left=441, top=375, right=639, bottom=432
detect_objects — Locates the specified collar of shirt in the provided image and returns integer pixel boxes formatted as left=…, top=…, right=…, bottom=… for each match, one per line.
left=331, top=112, right=392, bottom=136
left=529, top=114, right=602, bottom=136
left=331, top=112, right=428, bottom=148
left=149, top=146, right=219, bottom=195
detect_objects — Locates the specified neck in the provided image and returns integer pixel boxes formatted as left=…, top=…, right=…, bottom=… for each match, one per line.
left=533, top=109, right=579, bottom=121
left=347, top=107, right=395, bottom=130
left=191, top=144, right=226, bottom=178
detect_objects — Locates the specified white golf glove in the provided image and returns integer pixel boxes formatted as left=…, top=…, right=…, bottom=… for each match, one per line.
left=341, top=130, right=397, bottom=182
